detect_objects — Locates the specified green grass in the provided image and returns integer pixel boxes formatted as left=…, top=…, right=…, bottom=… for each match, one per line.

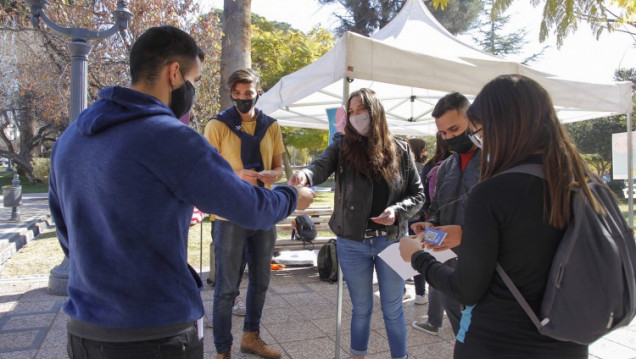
left=313, top=191, right=334, bottom=207
left=0, top=171, right=48, bottom=193
left=0, top=190, right=337, bottom=277
left=618, top=199, right=634, bottom=225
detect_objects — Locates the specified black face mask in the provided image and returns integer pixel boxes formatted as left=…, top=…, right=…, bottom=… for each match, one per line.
left=170, top=78, right=195, bottom=119
left=232, top=95, right=259, bottom=114
left=444, top=130, right=474, bottom=154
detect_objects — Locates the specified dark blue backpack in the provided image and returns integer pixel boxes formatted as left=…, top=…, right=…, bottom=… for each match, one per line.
left=497, top=164, right=636, bottom=344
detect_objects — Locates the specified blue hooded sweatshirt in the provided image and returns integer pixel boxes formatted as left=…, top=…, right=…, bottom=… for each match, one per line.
left=49, top=86, right=297, bottom=330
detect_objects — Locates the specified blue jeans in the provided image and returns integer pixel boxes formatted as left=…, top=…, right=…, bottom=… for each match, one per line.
left=413, top=274, right=426, bottom=296
left=212, top=221, right=276, bottom=354
left=337, top=236, right=407, bottom=359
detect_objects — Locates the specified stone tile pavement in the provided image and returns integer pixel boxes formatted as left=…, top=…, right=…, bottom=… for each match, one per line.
left=0, top=193, right=634, bottom=358
left=1, top=266, right=635, bottom=358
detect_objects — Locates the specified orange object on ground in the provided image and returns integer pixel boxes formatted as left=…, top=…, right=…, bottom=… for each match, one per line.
left=270, top=263, right=286, bottom=270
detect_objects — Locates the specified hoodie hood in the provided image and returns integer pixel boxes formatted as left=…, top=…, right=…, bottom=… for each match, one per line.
left=77, top=86, right=175, bottom=136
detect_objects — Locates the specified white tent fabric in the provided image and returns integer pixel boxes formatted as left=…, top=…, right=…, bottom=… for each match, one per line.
left=259, top=0, right=633, bottom=136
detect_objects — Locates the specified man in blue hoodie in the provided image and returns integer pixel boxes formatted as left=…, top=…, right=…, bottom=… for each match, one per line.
left=48, top=26, right=315, bottom=359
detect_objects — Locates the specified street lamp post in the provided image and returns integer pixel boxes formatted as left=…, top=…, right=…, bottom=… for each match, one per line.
left=4, top=122, right=16, bottom=172
left=26, top=0, right=133, bottom=296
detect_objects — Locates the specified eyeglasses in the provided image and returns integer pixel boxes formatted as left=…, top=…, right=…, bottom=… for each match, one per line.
left=468, top=128, right=483, bottom=149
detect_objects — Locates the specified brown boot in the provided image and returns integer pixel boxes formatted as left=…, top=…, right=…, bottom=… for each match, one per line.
left=215, top=350, right=230, bottom=359
left=240, top=331, right=281, bottom=359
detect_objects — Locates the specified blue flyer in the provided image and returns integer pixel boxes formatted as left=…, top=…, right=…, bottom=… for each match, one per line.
left=422, top=228, right=446, bottom=246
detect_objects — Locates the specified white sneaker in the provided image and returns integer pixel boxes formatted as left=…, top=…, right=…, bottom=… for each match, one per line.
left=232, top=298, right=246, bottom=316
left=414, top=294, right=428, bottom=305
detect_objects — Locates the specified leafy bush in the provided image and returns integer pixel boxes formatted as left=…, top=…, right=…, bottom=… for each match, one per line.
left=32, top=157, right=50, bottom=183
left=607, top=180, right=626, bottom=198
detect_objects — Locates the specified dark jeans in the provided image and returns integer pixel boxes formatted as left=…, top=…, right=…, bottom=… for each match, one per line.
left=441, top=258, right=462, bottom=334
left=210, top=221, right=248, bottom=296
left=413, top=274, right=427, bottom=296
left=67, top=328, right=203, bottom=359
left=212, top=220, right=277, bottom=354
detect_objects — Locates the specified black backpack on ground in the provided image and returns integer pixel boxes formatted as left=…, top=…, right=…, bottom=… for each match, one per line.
left=291, top=214, right=317, bottom=249
left=496, top=164, right=636, bottom=345
left=317, top=239, right=338, bottom=283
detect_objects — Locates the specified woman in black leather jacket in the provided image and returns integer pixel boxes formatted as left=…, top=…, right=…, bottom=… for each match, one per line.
left=289, top=88, right=424, bottom=359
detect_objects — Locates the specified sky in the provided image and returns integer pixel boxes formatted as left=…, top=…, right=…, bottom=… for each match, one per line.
left=203, top=0, right=635, bottom=84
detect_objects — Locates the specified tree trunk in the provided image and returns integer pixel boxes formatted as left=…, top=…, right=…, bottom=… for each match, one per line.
left=220, top=0, right=252, bottom=110
left=282, top=145, right=293, bottom=180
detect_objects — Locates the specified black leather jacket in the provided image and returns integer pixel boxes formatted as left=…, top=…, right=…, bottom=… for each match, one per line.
left=300, top=133, right=424, bottom=242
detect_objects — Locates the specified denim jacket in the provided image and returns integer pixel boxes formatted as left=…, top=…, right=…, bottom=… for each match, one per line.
left=300, top=133, right=424, bottom=242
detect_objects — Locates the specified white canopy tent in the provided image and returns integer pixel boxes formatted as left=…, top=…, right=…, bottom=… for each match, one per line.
left=260, top=0, right=635, bottom=227
left=259, top=3, right=633, bottom=355
left=259, top=0, right=632, bottom=136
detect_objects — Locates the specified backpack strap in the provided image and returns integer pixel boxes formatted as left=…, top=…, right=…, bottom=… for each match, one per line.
left=495, top=264, right=547, bottom=331
left=497, top=163, right=544, bottom=179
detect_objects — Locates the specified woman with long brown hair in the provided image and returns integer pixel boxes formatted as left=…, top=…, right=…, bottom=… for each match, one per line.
left=290, top=88, right=424, bottom=359
left=400, top=75, right=591, bottom=358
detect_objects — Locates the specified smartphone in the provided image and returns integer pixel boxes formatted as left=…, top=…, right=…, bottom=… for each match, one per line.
left=422, top=228, right=446, bottom=246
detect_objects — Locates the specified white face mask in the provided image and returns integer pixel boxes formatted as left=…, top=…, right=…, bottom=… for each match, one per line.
left=349, top=112, right=371, bottom=136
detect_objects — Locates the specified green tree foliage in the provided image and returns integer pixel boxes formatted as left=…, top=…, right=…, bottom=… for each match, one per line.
left=564, top=68, right=636, bottom=177
left=0, top=0, right=222, bottom=180
left=317, top=0, right=481, bottom=36
left=284, top=128, right=331, bottom=150
left=565, top=117, right=631, bottom=176
left=471, top=0, right=527, bottom=56
left=252, top=16, right=334, bottom=91
left=250, top=14, right=336, bottom=177
left=317, top=0, right=388, bottom=36
left=565, top=117, right=629, bottom=176
left=489, top=0, right=636, bottom=48
left=470, top=0, right=548, bottom=64
left=424, top=0, right=482, bottom=35
left=615, top=68, right=636, bottom=91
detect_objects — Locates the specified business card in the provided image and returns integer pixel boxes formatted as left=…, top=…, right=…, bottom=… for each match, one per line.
left=422, top=228, right=446, bottom=246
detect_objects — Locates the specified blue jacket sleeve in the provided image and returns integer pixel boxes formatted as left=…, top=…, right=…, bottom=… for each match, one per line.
left=175, top=146, right=297, bottom=230
left=48, top=168, right=69, bottom=257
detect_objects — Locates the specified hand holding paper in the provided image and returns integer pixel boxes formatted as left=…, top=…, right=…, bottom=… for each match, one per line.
left=379, top=236, right=458, bottom=280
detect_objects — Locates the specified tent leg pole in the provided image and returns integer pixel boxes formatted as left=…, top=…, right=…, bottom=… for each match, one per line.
left=334, top=77, right=350, bottom=359
left=343, top=77, right=350, bottom=107
left=628, top=112, right=633, bottom=228
left=335, top=264, right=343, bottom=359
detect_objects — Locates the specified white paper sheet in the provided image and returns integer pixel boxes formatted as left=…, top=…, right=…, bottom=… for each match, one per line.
left=378, top=242, right=457, bottom=280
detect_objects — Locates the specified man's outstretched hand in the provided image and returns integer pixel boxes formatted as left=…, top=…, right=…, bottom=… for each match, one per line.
left=294, top=185, right=316, bottom=210
left=288, top=170, right=309, bottom=186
